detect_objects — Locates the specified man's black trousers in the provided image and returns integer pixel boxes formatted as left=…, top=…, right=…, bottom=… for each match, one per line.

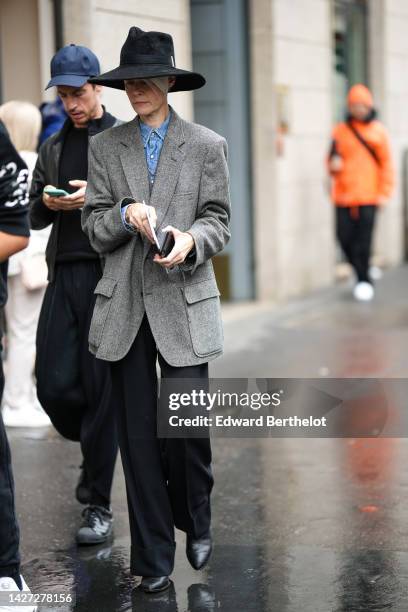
left=110, top=315, right=213, bottom=577
left=0, top=330, right=20, bottom=579
left=336, top=205, right=377, bottom=283
left=35, top=261, right=118, bottom=507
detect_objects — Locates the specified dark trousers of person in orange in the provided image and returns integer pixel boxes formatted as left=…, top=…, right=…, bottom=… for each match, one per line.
left=336, top=205, right=377, bottom=283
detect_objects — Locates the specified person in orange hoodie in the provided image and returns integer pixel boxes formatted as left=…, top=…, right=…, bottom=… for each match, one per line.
left=328, top=84, right=394, bottom=301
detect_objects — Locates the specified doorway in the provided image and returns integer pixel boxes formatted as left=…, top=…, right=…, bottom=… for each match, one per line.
left=190, top=0, right=253, bottom=300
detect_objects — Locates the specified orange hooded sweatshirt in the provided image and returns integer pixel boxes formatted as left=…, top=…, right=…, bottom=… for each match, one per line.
left=329, top=84, right=394, bottom=207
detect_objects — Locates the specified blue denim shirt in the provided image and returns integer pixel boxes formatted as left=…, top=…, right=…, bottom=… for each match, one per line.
left=121, top=111, right=171, bottom=232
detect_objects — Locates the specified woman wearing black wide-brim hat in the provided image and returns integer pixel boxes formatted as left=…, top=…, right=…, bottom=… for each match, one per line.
left=83, top=27, right=231, bottom=594
left=90, top=26, right=205, bottom=92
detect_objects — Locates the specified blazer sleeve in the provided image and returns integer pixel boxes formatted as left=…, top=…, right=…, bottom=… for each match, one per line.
left=182, top=137, right=231, bottom=275
left=81, top=136, right=133, bottom=254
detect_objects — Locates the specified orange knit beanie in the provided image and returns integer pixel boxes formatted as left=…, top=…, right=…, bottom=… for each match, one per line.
left=347, top=84, right=373, bottom=108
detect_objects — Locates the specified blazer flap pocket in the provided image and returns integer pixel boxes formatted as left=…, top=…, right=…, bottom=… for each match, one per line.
left=184, top=279, right=220, bottom=304
left=94, top=277, right=117, bottom=298
left=174, top=191, right=194, bottom=198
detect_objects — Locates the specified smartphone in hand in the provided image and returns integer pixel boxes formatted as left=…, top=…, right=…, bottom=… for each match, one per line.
left=159, top=231, right=175, bottom=257
left=43, top=187, right=69, bottom=197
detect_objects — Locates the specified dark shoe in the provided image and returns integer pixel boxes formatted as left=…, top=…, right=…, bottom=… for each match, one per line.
left=76, top=463, right=91, bottom=505
left=76, top=505, right=113, bottom=545
left=77, top=543, right=113, bottom=561
left=186, top=533, right=212, bottom=570
left=132, top=581, right=176, bottom=606
left=188, top=583, right=216, bottom=611
left=140, top=576, right=171, bottom=593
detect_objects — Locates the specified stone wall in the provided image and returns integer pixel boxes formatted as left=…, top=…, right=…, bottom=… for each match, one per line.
left=250, top=0, right=334, bottom=300
left=371, top=0, right=408, bottom=265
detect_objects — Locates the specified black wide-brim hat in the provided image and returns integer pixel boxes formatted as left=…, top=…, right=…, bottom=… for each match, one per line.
left=89, top=27, right=205, bottom=92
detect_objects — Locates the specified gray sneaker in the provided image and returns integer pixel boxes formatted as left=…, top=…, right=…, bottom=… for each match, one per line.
left=76, top=505, right=113, bottom=546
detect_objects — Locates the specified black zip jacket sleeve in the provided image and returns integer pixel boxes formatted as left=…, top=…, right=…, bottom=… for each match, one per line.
left=29, top=131, right=59, bottom=230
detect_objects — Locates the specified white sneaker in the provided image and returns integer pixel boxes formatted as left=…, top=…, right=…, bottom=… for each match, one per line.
left=2, top=405, right=51, bottom=428
left=0, top=575, right=37, bottom=611
left=369, top=266, right=383, bottom=281
left=353, top=281, right=374, bottom=302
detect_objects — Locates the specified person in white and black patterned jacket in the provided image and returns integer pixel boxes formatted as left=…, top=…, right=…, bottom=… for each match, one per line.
left=0, top=120, right=36, bottom=605
left=0, top=120, right=29, bottom=304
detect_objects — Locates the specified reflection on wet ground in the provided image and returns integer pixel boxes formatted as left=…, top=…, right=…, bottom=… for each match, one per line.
left=9, top=266, right=408, bottom=611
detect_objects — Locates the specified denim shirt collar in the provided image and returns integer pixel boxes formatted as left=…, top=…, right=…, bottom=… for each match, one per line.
left=139, top=110, right=171, bottom=146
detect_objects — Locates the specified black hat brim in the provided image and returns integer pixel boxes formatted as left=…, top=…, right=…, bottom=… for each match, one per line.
left=89, top=64, right=205, bottom=92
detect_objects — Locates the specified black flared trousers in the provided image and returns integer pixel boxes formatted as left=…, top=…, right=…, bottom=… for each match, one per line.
left=110, top=315, right=213, bottom=577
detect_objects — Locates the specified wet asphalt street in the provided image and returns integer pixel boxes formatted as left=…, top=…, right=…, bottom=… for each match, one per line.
left=7, top=265, right=408, bottom=612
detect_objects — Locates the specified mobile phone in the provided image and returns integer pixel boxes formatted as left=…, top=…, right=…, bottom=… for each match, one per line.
left=159, top=231, right=175, bottom=257
left=43, top=187, right=69, bottom=197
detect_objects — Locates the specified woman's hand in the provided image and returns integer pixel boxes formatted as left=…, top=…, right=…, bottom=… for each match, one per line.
left=153, top=226, right=195, bottom=269
left=125, top=202, right=157, bottom=243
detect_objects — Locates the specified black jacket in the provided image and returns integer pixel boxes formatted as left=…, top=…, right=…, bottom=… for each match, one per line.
left=29, top=109, right=122, bottom=282
left=0, top=121, right=29, bottom=309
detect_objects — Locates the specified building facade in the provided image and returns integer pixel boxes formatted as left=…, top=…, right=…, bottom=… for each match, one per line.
left=0, top=0, right=407, bottom=301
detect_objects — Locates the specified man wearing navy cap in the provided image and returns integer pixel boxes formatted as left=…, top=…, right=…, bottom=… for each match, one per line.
left=29, top=45, right=121, bottom=545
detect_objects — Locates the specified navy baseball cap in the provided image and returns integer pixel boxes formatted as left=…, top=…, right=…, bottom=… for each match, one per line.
left=45, top=44, right=100, bottom=90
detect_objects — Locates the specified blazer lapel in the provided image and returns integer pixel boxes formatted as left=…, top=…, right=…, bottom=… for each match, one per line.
left=150, top=110, right=186, bottom=230
left=119, top=117, right=150, bottom=204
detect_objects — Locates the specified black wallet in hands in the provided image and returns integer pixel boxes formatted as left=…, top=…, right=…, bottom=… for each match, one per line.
left=158, top=231, right=175, bottom=257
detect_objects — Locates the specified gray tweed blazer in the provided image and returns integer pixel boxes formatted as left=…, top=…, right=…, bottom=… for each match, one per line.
left=81, top=108, right=231, bottom=365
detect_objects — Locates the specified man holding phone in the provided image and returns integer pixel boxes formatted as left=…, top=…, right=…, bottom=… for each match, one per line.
left=29, top=45, right=121, bottom=545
